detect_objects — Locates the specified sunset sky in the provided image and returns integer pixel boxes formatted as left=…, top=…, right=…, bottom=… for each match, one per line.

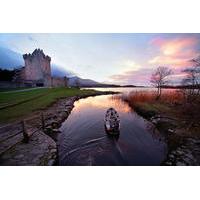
left=0, top=33, right=200, bottom=85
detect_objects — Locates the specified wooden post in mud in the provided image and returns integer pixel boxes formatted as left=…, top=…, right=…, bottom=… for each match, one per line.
left=22, top=120, right=29, bottom=143
left=41, top=112, right=45, bottom=130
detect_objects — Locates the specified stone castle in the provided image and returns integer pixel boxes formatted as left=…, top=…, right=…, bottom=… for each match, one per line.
left=14, top=49, right=68, bottom=87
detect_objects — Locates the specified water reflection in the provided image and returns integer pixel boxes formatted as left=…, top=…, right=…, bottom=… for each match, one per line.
left=75, top=95, right=131, bottom=113
left=58, top=94, right=167, bottom=166
left=83, top=87, right=154, bottom=94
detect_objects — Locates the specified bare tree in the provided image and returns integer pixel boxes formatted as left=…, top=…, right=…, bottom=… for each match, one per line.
left=180, top=55, right=200, bottom=125
left=182, top=55, right=200, bottom=102
left=150, top=66, right=172, bottom=100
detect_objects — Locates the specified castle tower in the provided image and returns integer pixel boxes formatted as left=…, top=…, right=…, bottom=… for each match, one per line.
left=23, top=49, right=51, bottom=87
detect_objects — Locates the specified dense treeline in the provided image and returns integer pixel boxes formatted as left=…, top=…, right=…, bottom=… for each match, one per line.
left=0, top=68, right=15, bottom=81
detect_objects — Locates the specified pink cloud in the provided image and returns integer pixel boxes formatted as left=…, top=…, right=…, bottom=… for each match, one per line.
left=109, top=36, right=200, bottom=86
left=149, top=36, right=199, bottom=68
left=109, top=67, right=189, bottom=86
left=109, top=68, right=153, bottom=86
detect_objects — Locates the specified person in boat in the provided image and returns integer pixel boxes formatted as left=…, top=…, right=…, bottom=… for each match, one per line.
left=105, top=107, right=120, bottom=133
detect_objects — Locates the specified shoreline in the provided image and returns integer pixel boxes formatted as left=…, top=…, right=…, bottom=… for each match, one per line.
left=0, top=90, right=119, bottom=166
left=124, top=100, right=200, bottom=166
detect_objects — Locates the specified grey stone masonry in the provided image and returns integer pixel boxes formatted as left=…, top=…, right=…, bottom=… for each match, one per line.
left=22, top=49, right=51, bottom=87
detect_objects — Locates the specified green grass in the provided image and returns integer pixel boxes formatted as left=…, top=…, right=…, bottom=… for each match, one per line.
left=0, top=87, right=32, bottom=93
left=0, top=87, right=98, bottom=123
left=132, top=101, right=174, bottom=120
left=0, top=88, right=50, bottom=108
left=137, top=102, right=171, bottom=114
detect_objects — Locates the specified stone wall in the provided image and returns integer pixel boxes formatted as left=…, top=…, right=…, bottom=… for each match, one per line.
left=51, top=76, right=68, bottom=87
left=0, top=81, right=23, bottom=88
left=23, top=49, right=51, bottom=87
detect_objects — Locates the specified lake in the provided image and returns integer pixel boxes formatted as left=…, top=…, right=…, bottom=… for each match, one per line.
left=58, top=88, right=168, bottom=166
left=84, top=87, right=155, bottom=94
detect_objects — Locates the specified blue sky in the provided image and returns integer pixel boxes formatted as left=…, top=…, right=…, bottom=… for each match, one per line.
left=0, top=33, right=200, bottom=85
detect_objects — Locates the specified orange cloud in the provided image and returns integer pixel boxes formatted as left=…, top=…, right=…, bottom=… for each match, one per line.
left=149, top=37, right=199, bottom=68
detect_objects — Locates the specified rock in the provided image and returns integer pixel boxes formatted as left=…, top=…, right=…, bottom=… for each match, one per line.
left=52, top=154, right=57, bottom=159
left=169, top=154, right=175, bottom=159
left=182, top=157, right=191, bottom=164
left=165, top=161, right=172, bottom=165
left=51, top=121, right=59, bottom=128
left=176, top=150, right=184, bottom=155
left=53, top=115, right=58, bottom=119
left=60, top=112, right=68, bottom=119
left=168, top=129, right=175, bottom=134
left=50, top=149, right=57, bottom=154
left=52, top=128, right=60, bottom=133
left=185, top=153, right=194, bottom=160
left=194, top=140, right=200, bottom=145
left=32, top=157, right=39, bottom=164
left=181, top=145, right=187, bottom=149
left=14, top=154, right=24, bottom=159
left=44, top=127, right=53, bottom=134
left=171, top=150, right=177, bottom=155
left=187, top=138, right=196, bottom=143
left=47, top=159, right=55, bottom=166
left=176, top=161, right=186, bottom=166
left=64, top=109, right=69, bottom=113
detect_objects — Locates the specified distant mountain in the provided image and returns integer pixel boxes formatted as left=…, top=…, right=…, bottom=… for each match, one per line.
left=68, top=76, right=124, bottom=87
left=68, top=76, right=100, bottom=87
left=121, top=85, right=137, bottom=87
left=51, top=64, right=75, bottom=77
left=0, top=46, right=23, bottom=69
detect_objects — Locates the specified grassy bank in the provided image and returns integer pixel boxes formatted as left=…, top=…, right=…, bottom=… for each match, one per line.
left=0, top=87, right=100, bottom=123
left=123, top=90, right=200, bottom=150
left=124, top=90, right=182, bottom=118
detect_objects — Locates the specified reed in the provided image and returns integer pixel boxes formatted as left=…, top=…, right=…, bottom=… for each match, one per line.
left=126, top=90, right=184, bottom=105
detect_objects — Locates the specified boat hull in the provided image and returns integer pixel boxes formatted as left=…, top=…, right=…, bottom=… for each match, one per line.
left=104, top=108, right=120, bottom=135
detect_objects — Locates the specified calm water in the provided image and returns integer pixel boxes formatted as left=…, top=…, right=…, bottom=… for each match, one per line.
left=84, top=87, right=177, bottom=93
left=58, top=88, right=168, bottom=166
left=84, top=87, right=155, bottom=94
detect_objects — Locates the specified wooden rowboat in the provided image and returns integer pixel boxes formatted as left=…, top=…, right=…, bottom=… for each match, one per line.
left=104, top=108, right=120, bottom=135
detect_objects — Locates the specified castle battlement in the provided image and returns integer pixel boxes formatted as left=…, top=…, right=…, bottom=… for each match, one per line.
left=23, top=48, right=51, bottom=62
